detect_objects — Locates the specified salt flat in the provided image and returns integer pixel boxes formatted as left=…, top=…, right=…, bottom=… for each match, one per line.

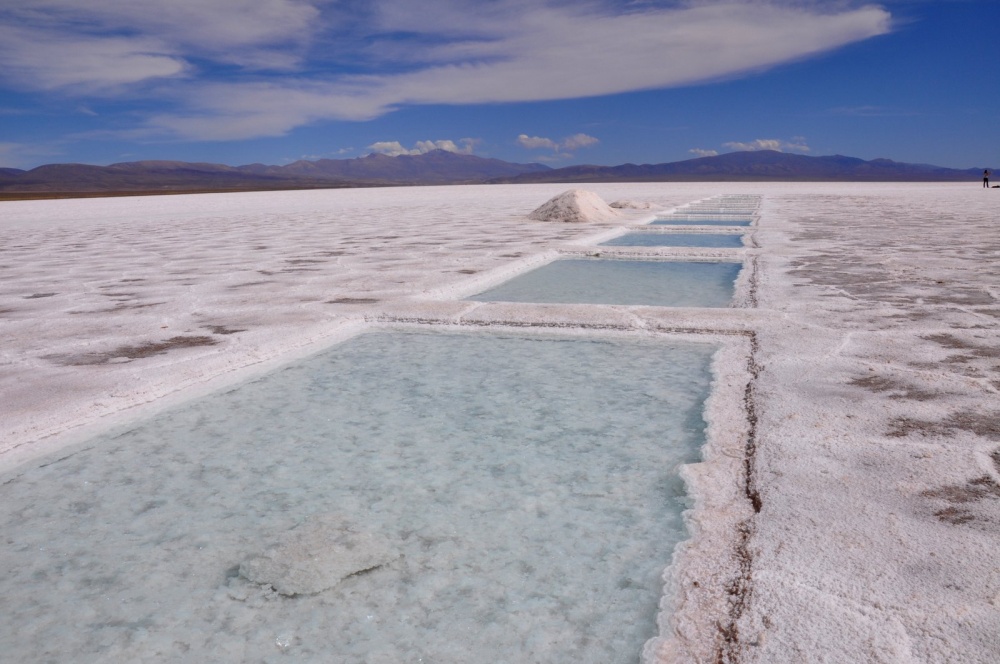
left=1, top=182, right=998, bottom=662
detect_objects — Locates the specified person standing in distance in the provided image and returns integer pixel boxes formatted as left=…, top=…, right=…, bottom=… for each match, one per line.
left=985, top=169, right=991, bottom=188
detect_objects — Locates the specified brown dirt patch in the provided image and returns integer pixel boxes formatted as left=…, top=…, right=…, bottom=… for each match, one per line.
left=888, top=410, right=1000, bottom=440
left=848, top=374, right=938, bottom=401
left=933, top=507, right=976, bottom=525
left=204, top=325, right=246, bottom=335
left=47, top=335, right=219, bottom=366
left=925, top=333, right=1000, bottom=359
left=326, top=297, right=380, bottom=305
left=922, top=475, right=1000, bottom=526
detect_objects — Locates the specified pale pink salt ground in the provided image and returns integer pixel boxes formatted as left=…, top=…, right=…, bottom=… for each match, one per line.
left=1, top=182, right=997, bottom=662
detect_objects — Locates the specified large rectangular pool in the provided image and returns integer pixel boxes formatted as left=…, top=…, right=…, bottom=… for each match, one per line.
left=0, top=330, right=716, bottom=663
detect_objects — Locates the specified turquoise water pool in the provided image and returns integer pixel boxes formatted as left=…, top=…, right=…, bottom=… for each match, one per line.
left=600, top=233, right=744, bottom=248
left=469, top=258, right=741, bottom=307
left=0, top=330, right=716, bottom=663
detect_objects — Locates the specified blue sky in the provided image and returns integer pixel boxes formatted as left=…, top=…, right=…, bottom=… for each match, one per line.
left=0, top=0, right=996, bottom=170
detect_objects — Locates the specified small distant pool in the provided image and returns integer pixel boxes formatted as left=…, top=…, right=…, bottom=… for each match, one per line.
left=652, top=217, right=753, bottom=227
left=679, top=209, right=755, bottom=215
left=600, top=233, right=744, bottom=248
left=469, top=258, right=741, bottom=307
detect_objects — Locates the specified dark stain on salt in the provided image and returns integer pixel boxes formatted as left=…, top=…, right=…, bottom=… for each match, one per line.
left=848, top=374, right=938, bottom=401
left=924, top=333, right=1000, bottom=359
left=48, top=335, right=219, bottom=366
left=922, top=474, right=1000, bottom=526
left=888, top=410, right=1000, bottom=440
left=326, top=297, right=380, bottom=305
left=204, top=325, right=246, bottom=335
left=229, top=281, right=274, bottom=288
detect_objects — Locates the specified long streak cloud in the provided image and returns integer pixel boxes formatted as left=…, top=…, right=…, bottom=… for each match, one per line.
left=0, top=0, right=892, bottom=140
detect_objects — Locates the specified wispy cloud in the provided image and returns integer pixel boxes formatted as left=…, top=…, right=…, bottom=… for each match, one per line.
left=0, top=1, right=892, bottom=140
left=0, top=0, right=318, bottom=92
left=829, top=105, right=917, bottom=117
left=0, top=141, right=65, bottom=168
left=0, top=24, right=186, bottom=93
left=367, top=139, right=477, bottom=156
left=689, top=148, right=719, bottom=157
left=723, top=138, right=811, bottom=153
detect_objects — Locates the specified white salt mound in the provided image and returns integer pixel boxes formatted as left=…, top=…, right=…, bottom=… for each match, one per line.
left=239, top=514, right=397, bottom=595
left=609, top=200, right=657, bottom=210
left=528, top=189, right=621, bottom=222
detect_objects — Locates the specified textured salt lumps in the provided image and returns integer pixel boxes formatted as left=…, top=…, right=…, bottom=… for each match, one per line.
left=528, top=189, right=621, bottom=222
left=239, top=514, right=396, bottom=595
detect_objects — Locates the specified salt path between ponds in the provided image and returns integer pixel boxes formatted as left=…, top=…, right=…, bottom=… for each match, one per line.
left=1, top=182, right=999, bottom=662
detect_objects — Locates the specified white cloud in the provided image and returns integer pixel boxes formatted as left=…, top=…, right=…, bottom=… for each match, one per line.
left=367, top=141, right=410, bottom=157
left=517, top=135, right=559, bottom=150
left=0, top=1, right=892, bottom=140
left=367, top=138, right=476, bottom=156
left=723, top=138, right=811, bottom=153
left=518, top=133, right=599, bottom=154
left=689, top=148, right=719, bottom=157
left=562, top=133, right=600, bottom=150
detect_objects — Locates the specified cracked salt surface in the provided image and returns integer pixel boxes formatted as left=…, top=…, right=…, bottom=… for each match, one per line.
left=0, top=330, right=715, bottom=663
left=3, top=182, right=1000, bottom=662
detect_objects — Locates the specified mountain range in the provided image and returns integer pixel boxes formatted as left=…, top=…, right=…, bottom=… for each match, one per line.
left=0, top=150, right=990, bottom=198
left=493, top=150, right=990, bottom=184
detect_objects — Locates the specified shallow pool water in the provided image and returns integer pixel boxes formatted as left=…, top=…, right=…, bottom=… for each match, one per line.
left=651, top=217, right=753, bottom=227
left=0, top=330, right=716, bottom=663
left=469, top=258, right=741, bottom=307
left=600, top=233, right=744, bottom=248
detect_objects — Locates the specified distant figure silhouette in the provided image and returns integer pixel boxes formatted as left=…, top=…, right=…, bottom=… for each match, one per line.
left=985, top=169, right=991, bottom=188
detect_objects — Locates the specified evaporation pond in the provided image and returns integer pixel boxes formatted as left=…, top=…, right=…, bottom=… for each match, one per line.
left=601, top=233, right=744, bottom=248
left=652, top=217, right=753, bottom=227
left=0, top=330, right=716, bottom=663
left=469, top=258, right=740, bottom=307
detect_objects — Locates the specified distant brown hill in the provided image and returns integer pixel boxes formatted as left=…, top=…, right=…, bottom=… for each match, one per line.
left=0, top=150, right=990, bottom=199
left=0, top=161, right=347, bottom=196
left=0, top=151, right=551, bottom=196
left=240, top=151, right=552, bottom=184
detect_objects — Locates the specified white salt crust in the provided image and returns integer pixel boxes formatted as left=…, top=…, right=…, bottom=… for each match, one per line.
left=2, top=182, right=999, bottom=662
